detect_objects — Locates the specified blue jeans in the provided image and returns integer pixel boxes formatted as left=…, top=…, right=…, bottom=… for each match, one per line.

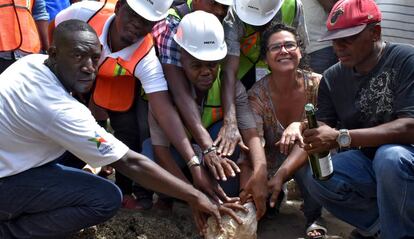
left=142, top=121, right=240, bottom=197
left=304, top=144, right=414, bottom=238
left=0, top=162, right=122, bottom=238
left=309, top=46, right=338, bottom=74
left=293, top=166, right=323, bottom=224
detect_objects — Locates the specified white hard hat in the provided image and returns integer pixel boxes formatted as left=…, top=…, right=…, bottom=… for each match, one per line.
left=174, top=11, right=227, bottom=61
left=126, top=0, right=174, bottom=22
left=233, top=0, right=284, bottom=26
left=215, top=0, right=233, bottom=6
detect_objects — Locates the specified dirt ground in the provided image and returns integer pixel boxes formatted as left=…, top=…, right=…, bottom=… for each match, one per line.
left=71, top=196, right=353, bottom=239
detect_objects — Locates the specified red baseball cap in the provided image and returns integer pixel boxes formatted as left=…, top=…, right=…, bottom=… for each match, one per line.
left=319, top=0, right=382, bottom=41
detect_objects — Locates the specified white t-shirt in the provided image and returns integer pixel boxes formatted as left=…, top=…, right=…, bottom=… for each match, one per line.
left=0, top=54, right=129, bottom=178
left=55, top=1, right=168, bottom=94
left=302, top=0, right=332, bottom=53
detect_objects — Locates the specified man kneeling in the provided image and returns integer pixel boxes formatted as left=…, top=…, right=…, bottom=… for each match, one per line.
left=0, top=20, right=222, bottom=238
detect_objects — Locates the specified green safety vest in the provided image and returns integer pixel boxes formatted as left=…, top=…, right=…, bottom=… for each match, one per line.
left=200, top=71, right=223, bottom=129
left=167, top=0, right=223, bottom=129
left=238, top=0, right=296, bottom=80
left=167, top=0, right=192, bottom=19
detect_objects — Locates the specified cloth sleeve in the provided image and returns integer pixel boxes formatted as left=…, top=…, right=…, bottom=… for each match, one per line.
left=148, top=106, right=171, bottom=146
left=223, top=9, right=243, bottom=57
left=152, top=17, right=182, bottom=66
left=32, top=0, right=49, bottom=21
left=294, top=0, right=310, bottom=49
left=394, top=54, right=414, bottom=118
left=134, top=48, right=168, bottom=93
left=315, top=76, right=339, bottom=127
left=248, top=88, right=266, bottom=147
left=45, top=104, right=128, bottom=168
left=235, top=81, right=257, bottom=129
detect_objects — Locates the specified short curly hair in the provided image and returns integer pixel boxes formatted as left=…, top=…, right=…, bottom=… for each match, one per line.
left=260, top=22, right=310, bottom=71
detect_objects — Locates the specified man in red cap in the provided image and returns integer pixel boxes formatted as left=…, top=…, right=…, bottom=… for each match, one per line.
left=299, top=0, right=414, bottom=238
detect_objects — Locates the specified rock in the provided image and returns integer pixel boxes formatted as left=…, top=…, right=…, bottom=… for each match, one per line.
left=205, top=202, right=257, bottom=239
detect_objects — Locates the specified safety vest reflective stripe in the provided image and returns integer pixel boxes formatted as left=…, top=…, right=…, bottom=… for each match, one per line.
left=89, top=4, right=154, bottom=112
left=238, top=25, right=261, bottom=80
left=0, top=0, right=40, bottom=53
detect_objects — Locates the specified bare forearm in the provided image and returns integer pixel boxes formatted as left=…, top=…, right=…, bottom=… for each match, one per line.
left=274, top=146, right=308, bottom=182
left=222, top=55, right=239, bottom=123
left=163, top=64, right=213, bottom=149
left=242, top=129, right=267, bottom=173
left=238, top=159, right=253, bottom=191
left=349, top=118, right=414, bottom=147
left=148, top=92, right=194, bottom=161
left=35, top=20, right=49, bottom=51
left=221, top=67, right=237, bottom=124
left=174, top=92, right=213, bottom=149
left=154, top=146, right=189, bottom=183
left=111, top=150, right=200, bottom=202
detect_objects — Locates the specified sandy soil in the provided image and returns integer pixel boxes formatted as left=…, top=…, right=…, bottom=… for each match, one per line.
left=71, top=198, right=353, bottom=239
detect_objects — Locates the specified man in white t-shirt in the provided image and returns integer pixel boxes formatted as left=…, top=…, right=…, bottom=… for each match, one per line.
left=0, top=19, right=226, bottom=239
left=53, top=0, right=223, bottom=208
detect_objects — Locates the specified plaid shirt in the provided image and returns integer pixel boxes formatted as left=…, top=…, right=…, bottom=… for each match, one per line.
left=152, top=15, right=183, bottom=67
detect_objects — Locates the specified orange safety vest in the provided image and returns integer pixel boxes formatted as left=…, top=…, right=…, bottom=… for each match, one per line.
left=88, top=3, right=153, bottom=112
left=0, top=0, right=41, bottom=53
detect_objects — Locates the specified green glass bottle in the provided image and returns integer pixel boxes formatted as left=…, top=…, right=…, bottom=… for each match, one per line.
left=304, top=103, right=333, bottom=180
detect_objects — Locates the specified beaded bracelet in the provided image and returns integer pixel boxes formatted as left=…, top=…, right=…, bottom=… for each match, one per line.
left=202, top=145, right=217, bottom=156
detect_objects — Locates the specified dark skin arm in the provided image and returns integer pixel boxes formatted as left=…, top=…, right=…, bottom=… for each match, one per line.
left=162, top=64, right=213, bottom=150
left=153, top=145, right=244, bottom=231
left=153, top=145, right=236, bottom=203
left=316, top=0, right=338, bottom=13
left=110, top=150, right=222, bottom=234
left=238, top=128, right=268, bottom=220
left=147, top=91, right=196, bottom=164
left=215, top=55, right=247, bottom=156
left=303, top=118, right=414, bottom=154
left=35, top=20, right=50, bottom=51
left=162, top=64, right=239, bottom=181
left=268, top=145, right=308, bottom=207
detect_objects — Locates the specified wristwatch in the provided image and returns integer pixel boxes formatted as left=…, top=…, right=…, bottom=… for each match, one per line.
left=187, top=155, right=201, bottom=168
left=336, top=129, right=351, bottom=149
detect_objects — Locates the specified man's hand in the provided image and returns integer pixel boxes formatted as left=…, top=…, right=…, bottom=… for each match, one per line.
left=203, top=151, right=240, bottom=181
left=219, top=202, right=248, bottom=224
left=189, top=192, right=222, bottom=235
left=191, top=201, right=247, bottom=235
left=239, top=170, right=268, bottom=220
left=191, top=166, right=239, bottom=204
left=303, top=125, right=339, bottom=154
left=276, top=122, right=305, bottom=155
left=267, top=172, right=285, bottom=209
left=214, top=120, right=249, bottom=156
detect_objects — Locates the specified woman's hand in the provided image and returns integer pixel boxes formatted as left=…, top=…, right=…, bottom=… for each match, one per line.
left=276, top=122, right=305, bottom=155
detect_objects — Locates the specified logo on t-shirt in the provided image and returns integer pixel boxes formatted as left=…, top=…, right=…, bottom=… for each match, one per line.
left=88, top=132, right=114, bottom=155
left=88, top=133, right=107, bottom=149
